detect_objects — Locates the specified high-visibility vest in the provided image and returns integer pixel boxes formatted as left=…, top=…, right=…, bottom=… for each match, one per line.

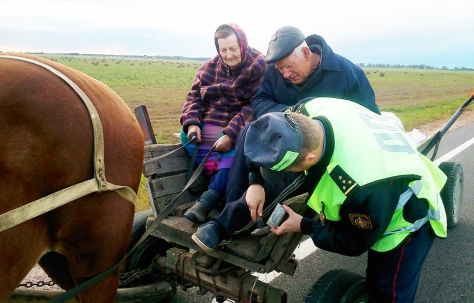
left=302, top=98, right=447, bottom=252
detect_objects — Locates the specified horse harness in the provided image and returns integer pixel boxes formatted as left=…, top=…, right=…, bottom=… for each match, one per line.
left=0, top=56, right=205, bottom=301
left=0, top=55, right=137, bottom=233
left=0, top=56, right=303, bottom=301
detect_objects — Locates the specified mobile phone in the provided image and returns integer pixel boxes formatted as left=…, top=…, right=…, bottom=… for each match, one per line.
left=267, top=203, right=286, bottom=228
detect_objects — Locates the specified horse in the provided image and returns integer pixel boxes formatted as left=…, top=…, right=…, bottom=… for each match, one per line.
left=0, top=53, right=145, bottom=302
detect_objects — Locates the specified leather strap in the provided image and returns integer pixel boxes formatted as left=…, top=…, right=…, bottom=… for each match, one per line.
left=0, top=55, right=136, bottom=232
left=48, top=146, right=214, bottom=303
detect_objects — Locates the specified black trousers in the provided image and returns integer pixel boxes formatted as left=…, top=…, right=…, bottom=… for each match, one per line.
left=212, top=122, right=306, bottom=239
left=225, top=122, right=253, bottom=203
left=366, top=222, right=436, bottom=303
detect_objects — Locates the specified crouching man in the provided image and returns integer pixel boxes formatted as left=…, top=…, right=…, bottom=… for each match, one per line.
left=245, top=97, right=447, bottom=303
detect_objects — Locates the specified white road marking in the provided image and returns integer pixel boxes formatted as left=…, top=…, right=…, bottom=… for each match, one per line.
left=434, top=136, right=474, bottom=165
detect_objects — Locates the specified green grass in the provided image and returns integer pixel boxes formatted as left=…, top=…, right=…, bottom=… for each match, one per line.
left=364, top=68, right=473, bottom=130
left=38, top=55, right=474, bottom=211
left=43, top=54, right=200, bottom=144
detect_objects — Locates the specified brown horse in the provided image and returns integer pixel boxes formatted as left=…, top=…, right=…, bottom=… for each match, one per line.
left=0, top=53, right=144, bottom=302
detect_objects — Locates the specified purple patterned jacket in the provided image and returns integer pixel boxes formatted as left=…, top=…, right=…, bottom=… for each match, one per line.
left=179, top=23, right=267, bottom=142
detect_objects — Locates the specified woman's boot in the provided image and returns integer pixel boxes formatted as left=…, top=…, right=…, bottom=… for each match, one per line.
left=184, top=189, right=220, bottom=224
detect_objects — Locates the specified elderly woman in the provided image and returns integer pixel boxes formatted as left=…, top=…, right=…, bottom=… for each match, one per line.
left=180, top=23, right=266, bottom=224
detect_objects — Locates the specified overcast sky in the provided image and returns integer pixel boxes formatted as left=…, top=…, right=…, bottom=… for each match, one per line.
left=1, top=0, right=473, bottom=69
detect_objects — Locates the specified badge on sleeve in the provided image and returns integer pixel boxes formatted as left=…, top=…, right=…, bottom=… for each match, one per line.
left=349, top=213, right=373, bottom=230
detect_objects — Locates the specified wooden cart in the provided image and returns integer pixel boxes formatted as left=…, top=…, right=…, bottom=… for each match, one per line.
left=10, top=94, right=471, bottom=303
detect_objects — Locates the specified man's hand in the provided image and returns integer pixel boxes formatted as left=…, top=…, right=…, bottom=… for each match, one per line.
left=246, top=184, right=265, bottom=222
left=213, top=134, right=233, bottom=152
left=187, top=125, right=201, bottom=143
left=271, top=205, right=302, bottom=235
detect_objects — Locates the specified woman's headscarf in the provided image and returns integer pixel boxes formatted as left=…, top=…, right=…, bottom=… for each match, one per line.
left=214, top=23, right=248, bottom=63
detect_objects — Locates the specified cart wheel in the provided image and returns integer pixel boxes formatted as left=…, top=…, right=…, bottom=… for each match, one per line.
left=304, top=269, right=369, bottom=303
left=122, top=209, right=173, bottom=287
left=438, top=162, right=463, bottom=228
left=123, top=236, right=173, bottom=287
left=126, top=209, right=154, bottom=252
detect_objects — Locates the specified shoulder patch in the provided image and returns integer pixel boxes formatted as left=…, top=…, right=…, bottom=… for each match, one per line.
left=329, top=165, right=360, bottom=195
left=349, top=213, right=373, bottom=230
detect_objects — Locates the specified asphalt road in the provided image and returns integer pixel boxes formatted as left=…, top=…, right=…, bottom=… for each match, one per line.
left=171, top=120, right=474, bottom=303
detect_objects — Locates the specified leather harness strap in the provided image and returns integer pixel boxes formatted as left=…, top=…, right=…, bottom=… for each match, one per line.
left=0, top=55, right=137, bottom=233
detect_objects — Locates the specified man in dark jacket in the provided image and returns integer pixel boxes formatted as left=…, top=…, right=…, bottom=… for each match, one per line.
left=252, top=27, right=378, bottom=118
left=191, top=26, right=380, bottom=251
left=224, top=26, right=380, bottom=204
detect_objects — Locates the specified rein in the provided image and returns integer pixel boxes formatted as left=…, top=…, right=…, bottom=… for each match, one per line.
left=48, top=140, right=212, bottom=303
left=0, top=55, right=136, bottom=232
left=143, top=139, right=195, bottom=165
left=0, top=54, right=217, bottom=301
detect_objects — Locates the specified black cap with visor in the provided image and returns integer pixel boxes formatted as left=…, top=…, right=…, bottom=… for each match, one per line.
left=265, top=26, right=305, bottom=64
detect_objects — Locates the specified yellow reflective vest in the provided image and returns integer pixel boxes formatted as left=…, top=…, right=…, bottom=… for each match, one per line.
left=302, top=98, right=447, bottom=252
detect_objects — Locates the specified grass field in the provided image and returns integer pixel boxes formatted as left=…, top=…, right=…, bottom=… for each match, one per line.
left=40, top=54, right=474, bottom=143
left=37, top=54, right=474, bottom=211
left=40, top=54, right=201, bottom=144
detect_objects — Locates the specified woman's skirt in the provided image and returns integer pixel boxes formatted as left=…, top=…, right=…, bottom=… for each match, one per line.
left=180, top=123, right=236, bottom=177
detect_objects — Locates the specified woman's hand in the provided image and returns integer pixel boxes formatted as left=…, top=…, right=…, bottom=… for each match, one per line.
left=187, top=125, right=201, bottom=143
left=213, top=134, right=233, bottom=152
left=271, top=205, right=302, bottom=235
left=246, top=184, right=265, bottom=222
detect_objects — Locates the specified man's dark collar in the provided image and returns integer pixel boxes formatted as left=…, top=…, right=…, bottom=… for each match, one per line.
left=307, top=116, right=333, bottom=173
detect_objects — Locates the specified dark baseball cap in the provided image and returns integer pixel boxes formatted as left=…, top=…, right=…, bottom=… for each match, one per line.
left=265, top=26, right=305, bottom=64
left=244, top=112, right=303, bottom=184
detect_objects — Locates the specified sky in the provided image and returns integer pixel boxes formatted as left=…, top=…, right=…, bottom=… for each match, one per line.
left=1, top=0, right=473, bottom=69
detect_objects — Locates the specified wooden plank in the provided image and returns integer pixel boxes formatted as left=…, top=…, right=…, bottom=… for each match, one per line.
left=150, top=216, right=266, bottom=273
left=148, top=173, right=208, bottom=198
left=150, top=191, right=309, bottom=267
left=152, top=216, right=273, bottom=263
left=142, top=143, right=311, bottom=274
left=264, top=194, right=309, bottom=275
left=152, top=191, right=202, bottom=215
left=253, top=233, right=279, bottom=261
left=225, top=232, right=277, bottom=262
left=134, top=105, right=157, bottom=145
left=143, top=144, right=192, bottom=178
left=144, top=144, right=183, bottom=159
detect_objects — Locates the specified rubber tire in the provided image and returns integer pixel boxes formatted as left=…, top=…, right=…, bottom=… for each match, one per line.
left=123, top=236, right=172, bottom=287
left=126, top=209, right=154, bottom=253
left=122, top=209, right=172, bottom=287
left=438, top=162, right=463, bottom=228
left=304, top=269, right=369, bottom=303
